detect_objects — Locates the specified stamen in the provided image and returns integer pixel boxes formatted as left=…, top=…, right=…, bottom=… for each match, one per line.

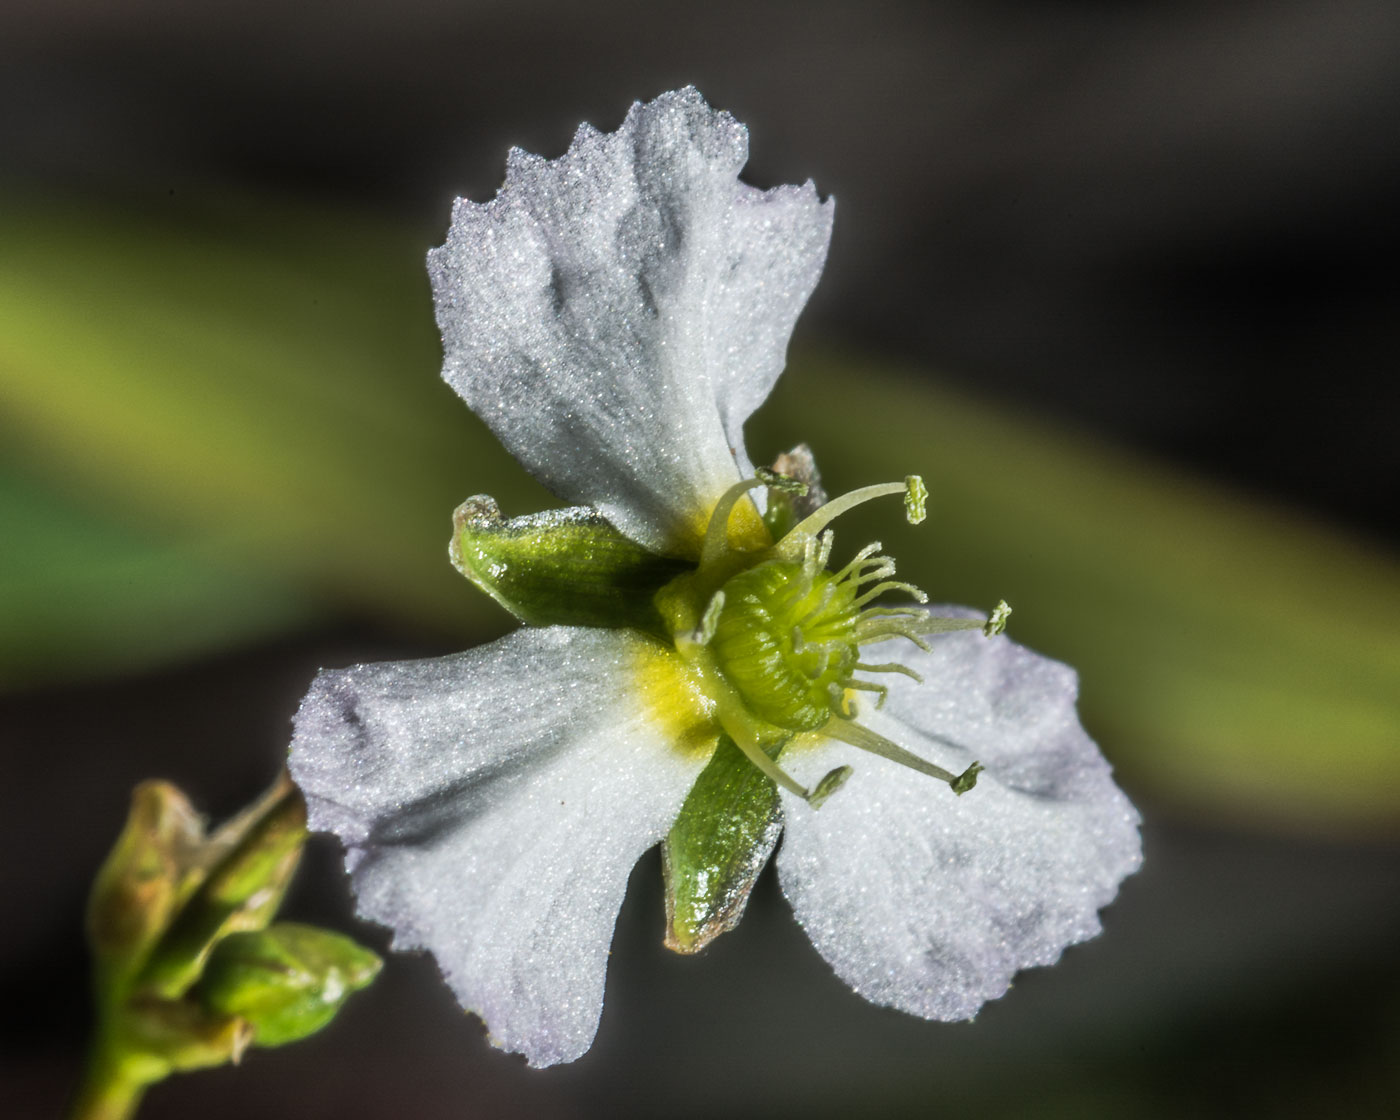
left=856, top=606, right=927, bottom=621
left=897, top=616, right=986, bottom=637
left=983, top=600, right=1012, bottom=637
left=722, top=722, right=851, bottom=809
left=775, top=481, right=911, bottom=559
left=824, top=719, right=984, bottom=795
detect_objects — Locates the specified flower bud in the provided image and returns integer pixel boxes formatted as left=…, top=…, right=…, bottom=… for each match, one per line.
left=137, top=777, right=307, bottom=999
left=197, top=923, right=382, bottom=1047
left=85, top=781, right=205, bottom=989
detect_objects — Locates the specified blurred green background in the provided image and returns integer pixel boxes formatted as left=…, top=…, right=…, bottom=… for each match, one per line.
left=3, top=2, right=1398, bottom=1117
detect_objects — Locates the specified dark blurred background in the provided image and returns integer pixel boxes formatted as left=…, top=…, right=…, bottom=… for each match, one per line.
left=3, top=2, right=1398, bottom=1117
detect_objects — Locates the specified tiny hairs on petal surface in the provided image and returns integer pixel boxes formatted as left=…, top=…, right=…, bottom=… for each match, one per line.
left=778, top=609, right=1142, bottom=1020
left=428, top=87, right=833, bottom=557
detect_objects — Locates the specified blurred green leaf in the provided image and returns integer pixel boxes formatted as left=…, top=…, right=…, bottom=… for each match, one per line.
left=1, top=189, right=1395, bottom=831
left=0, top=468, right=315, bottom=686
left=0, top=189, right=543, bottom=649
left=755, top=351, right=1400, bottom=832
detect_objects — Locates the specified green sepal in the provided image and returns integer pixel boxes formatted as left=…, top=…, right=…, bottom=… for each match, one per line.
left=196, top=923, right=382, bottom=1048
left=450, top=495, right=690, bottom=634
left=114, top=998, right=254, bottom=1082
left=136, top=776, right=307, bottom=999
left=662, top=734, right=783, bottom=954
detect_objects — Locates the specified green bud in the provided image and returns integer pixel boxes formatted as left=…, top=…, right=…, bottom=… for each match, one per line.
left=86, top=782, right=206, bottom=990
left=662, top=735, right=783, bottom=954
left=197, top=923, right=382, bottom=1047
left=137, top=777, right=306, bottom=999
left=451, top=495, right=688, bottom=633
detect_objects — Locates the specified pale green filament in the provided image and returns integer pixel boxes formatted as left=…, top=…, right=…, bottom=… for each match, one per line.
left=700, top=477, right=773, bottom=574
left=825, top=719, right=984, bottom=795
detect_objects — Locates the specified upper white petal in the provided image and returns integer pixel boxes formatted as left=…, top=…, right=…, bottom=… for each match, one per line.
left=776, top=609, right=1142, bottom=1021
left=288, top=626, right=714, bottom=1066
left=428, top=86, right=833, bottom=556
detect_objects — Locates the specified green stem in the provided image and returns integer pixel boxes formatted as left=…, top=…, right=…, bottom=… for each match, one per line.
left=69, top=1040, right=148, bottom=1120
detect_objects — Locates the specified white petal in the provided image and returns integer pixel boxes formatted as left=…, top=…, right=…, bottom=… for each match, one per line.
left=777, top=609, right=1141, bottom=1020
left=428, top=87, right=833, bottom=556
left=288, top=626, right=714, bottom=1066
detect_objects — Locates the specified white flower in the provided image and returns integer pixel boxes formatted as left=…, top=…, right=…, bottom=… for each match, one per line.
left=289, top=88, right=1141, bottom=1068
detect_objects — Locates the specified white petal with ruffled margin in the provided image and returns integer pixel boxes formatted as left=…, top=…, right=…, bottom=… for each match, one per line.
left=428, top=87, right=833, bottom=557
left=776, top=609, right=1141, bottom=1021
left=289, top=626, right=715, bottom=1066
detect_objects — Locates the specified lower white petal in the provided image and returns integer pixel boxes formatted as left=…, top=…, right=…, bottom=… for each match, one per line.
left=776, top=609, right=1141, bottom=1021
left=289, top=626, right=714, bottom=1066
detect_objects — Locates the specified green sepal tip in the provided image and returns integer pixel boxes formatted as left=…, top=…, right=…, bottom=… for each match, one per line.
left=451, top=495, right=688, bottom=634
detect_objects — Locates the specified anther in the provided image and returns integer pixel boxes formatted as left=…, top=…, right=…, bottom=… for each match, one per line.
left=755, top=467, right=809, bottom=497
left=775, top=480, right=914, bottom=559
left=983, top=600, right=1012, bottom=637
left=904, top=475, right=928, bottom=524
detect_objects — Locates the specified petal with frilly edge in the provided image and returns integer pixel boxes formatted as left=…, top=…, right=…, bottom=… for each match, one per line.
left=776, top=609, right=1141, bottom=1021
left=289, top=627, right=716, bottom=1066
left=429, top=87, right=833, bottom=558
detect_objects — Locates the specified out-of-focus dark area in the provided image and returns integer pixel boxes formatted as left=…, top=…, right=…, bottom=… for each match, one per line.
left=3, top=2, right=1398, bottom=1117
